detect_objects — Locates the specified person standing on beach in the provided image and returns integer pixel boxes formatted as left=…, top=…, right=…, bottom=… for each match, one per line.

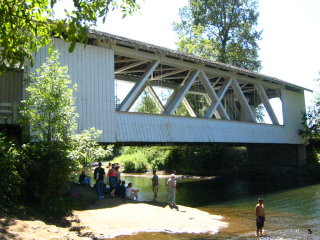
left=108, top=164, right=117, bottom=197
left=166, top=174, right=177, bottom=205
left=151, top=170, right=159, bottom=201
left=256, top=197, right=265, bottom=236
left=94, top=162, right=105, bottom=200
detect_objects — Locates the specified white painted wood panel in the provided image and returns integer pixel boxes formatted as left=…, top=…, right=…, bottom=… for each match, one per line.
left=281, top=89, right=306, bottom=144
left=0, top=71, right=23, bottom=102
left=115, top=111, right=302, bottom=144
left=28, top=38, right=305, bottom=145
left=32, top=39, right=115, bottom=142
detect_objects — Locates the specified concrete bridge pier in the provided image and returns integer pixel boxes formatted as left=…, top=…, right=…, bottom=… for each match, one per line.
left=246, top=144, right=307, bottom=167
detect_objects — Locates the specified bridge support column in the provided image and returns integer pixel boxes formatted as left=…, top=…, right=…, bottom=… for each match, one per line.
left=247, top=144, right=306, bottom=167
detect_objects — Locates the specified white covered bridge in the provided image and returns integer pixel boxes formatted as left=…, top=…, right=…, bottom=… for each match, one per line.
left=0, top=30, right=309, bottom=164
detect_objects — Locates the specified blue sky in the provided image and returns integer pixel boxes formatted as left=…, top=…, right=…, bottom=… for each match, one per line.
left=95, top=0, right=320, bottom=106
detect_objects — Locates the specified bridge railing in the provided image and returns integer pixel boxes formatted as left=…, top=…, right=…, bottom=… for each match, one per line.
left=0, top=102, right=19, bottom=124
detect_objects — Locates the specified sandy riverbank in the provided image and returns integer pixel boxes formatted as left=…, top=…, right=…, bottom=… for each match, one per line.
left=1, top=198, right=228, bottom=240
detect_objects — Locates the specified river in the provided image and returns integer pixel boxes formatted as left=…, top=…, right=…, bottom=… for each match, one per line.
left=109, top=174, right=320, bottom=240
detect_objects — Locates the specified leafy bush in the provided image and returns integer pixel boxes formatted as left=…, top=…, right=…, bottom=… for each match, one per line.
left=19, top=142, right=76, bottom=216
left=114, top=150, right=148, bottom=173
left=68, top=128, right=113, bottom=168
left=0, top=132, right=22, bottom=212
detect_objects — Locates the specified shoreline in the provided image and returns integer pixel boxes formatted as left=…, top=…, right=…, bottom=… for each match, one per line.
left=73, top=198, right=228, bottom=239
left=121, top=173, right=216, bottom=180
left=1, top=198, right=228, bottom=240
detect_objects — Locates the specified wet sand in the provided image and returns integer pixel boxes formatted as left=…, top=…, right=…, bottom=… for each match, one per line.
left=73, top=199, right=228, bottom=239
left=1, top=198, right=227, bottom=239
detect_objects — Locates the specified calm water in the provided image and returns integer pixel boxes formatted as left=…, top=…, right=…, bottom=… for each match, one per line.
left=109, top=174, right=320, bottom=240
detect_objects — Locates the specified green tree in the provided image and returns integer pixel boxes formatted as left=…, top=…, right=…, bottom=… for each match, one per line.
left=20, top=51, right=78, bottom=142
left=0, top=0, right=139, bottom=71
left=0, top=133, right=22, bottom=212
left=300, top=76, right=320, bottom=144
left=17, top=51, right=112, bottom=215
left=174, top=0, right=262, bottom=71
left=69, top=128, right=113, bottom=168
left=135, top=91, right=159, bottom=113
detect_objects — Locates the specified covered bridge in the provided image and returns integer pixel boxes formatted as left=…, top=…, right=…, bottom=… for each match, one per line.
left=0, top=30, right=309, bottom=165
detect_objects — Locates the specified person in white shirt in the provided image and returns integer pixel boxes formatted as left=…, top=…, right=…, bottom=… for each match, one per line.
left=125, top=183, right=139, bottom=200
left=166, top=174, right=177, bottom=205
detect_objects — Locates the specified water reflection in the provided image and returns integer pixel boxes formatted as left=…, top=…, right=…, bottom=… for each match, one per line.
left=118, top=175, right=320, bottom=239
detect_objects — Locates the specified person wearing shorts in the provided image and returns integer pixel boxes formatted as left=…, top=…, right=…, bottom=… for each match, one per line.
left=151, top=170, right=159, bottom=201
left=256, top=197, right=265, bottom=236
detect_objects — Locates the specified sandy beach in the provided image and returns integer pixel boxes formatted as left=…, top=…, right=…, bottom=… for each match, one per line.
left=1, top=198, right=228, bottom=240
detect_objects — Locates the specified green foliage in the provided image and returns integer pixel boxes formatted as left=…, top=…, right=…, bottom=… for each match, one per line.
left=300, top=102, right=320, bottom=144
left=0, top=0, right=140, bottom=71
left=113, top=146, right=168, bottom=172
left=300, top=77, right=320, bottom=145
left=174, top=0, right=262, bottom=71
left=19, top=51, right=78, bottom=142
left=15, top=52, right=111, bottom=216
left=114, top=150, right=148, bottom=173
left=69, top=128, right=113, bottom=168
left=0, top=132, right=22, bottom=212
left=112, top=145, right=246, bottom=175
left=18, top=141, right=76, bottom=216
left=134, top=91, right=159, bottom=113
left=184, top=93, right=208, bottom=117
left=164, top=145, right=247, bottom=175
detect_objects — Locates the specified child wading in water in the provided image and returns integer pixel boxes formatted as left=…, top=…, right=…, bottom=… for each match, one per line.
left=151, top=170, right=159, bottom=201
left=166, top=174, right=177, bottom=205
left=256, top=197, right=265, bottom=236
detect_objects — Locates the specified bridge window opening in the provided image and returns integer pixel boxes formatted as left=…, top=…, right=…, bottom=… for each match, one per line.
left=152, top=86, right=173, bottom=106
left=130, top=90, right=161, bottom=114
left=189, top=79, right=209, bottom=118
left=264, top=97, right=283, bottom=125
left=114, top=80, right=135, bottom=109
left=252, top=92, right=270, bottom=124
left=223, top=88, right=241, bottom=121
left=113, top=54, right=284, bottom=125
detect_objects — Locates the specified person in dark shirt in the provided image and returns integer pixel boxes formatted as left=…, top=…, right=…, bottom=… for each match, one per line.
left=78, top=170, right=91, bottom=185
left=94, top=162, right=105, bottom=200
left=117, top=180, right=126, bottom=198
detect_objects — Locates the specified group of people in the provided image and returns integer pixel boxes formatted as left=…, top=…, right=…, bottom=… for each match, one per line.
left=80, top=163, right=266, bottom=236
left=79, top=162, right=177, bottom=205
left=91, top=162, right=139, bottom=200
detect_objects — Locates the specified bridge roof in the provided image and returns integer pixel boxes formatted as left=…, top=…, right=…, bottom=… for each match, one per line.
left=90, top=30, right=311, bottom=92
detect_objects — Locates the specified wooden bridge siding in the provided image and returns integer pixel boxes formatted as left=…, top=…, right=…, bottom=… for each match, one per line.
left=29, top=39, right=305, bottom=145
left=281, top=89, right=306, bottom=143
left=33, top=39, right=115, bottom=142
left=114, top=111, right=301, bottom=144
left=0, top=71, right=23, bottom=102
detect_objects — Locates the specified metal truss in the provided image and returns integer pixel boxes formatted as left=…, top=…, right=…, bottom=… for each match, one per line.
left=114, top=51, right=281, bottom=125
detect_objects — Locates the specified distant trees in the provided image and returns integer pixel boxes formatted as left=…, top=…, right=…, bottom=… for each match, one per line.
left=174, top=0, right=262, bottom=71
left=300, top=75, right=320, bottom=145
left=135, top=91, right=159, bottom=114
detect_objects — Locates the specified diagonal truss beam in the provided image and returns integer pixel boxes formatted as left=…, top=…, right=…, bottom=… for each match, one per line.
left=151, top=69, right=187, bottom=81
left=115, top=60, right=148, bottom=74
left=204, top=94, right=221, bottom=119
left=146, top=86, right=164, bottom=113
left=255, top=83, right=279, bottom=125
left=117, top=60, right=160, bottom=111
left=164, top=70, right=200, bottom=115
left=231, top=78, right=256, bottom=122
left=182, top=97, right=197, bottom=117
left=200, top=71, right=230, bottom=120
